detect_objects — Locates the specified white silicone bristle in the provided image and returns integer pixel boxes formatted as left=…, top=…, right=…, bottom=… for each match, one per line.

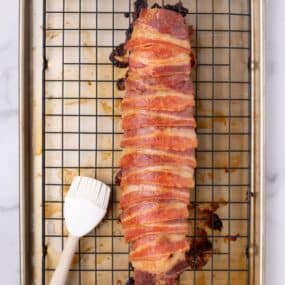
left=67, top=176, right=111, bottom=210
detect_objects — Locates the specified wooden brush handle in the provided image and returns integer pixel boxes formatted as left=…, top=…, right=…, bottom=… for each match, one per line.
left=49, top=235, right=79, bottom=285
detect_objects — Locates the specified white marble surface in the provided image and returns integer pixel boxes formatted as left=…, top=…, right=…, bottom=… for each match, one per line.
left=0, top=0, right=283, bottom=284
left=0, top=0, right=19, bottom=284
left=265, top=1, right=285, bottom=285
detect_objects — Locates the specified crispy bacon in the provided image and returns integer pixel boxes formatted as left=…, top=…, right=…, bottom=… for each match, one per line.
left=124, top=221, right=189, bottom=242
left=120, top=189, right=189, bottom=209
left=122, top=93, right=195, bottom=112
left=125, top=37, right=190, bottom=53
left=122, top=110, right=196, bottom=129
left=120, top=149, right=196, bottom=169
left=121, top=165, right=194, bottom=188
left=126, top=73, right=194, bottom=94
left=121, top=201, right=189, bottom=227
left=121, top=127, right=197, bottom=151
left=117, top=7, right=196, bottom=284
left=128, top=43, right=191, bottom=59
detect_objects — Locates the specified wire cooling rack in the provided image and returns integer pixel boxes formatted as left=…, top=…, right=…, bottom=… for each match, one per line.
left=42, top=0, right=251, bottom=284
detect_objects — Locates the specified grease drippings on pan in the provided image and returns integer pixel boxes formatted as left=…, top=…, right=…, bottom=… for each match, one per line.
left=202, top=209, right=223, bottom=231
left=187, top=228, right=212, bottom=269
left=109, top=0, right=189, bottom=88
left=208, top=212, right=223, bottom=231
left=185, top=202, right=223, bottom=270
left=190, top=201, right=224, bottom=230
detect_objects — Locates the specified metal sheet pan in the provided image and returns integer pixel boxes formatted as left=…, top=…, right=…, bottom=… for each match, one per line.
left=20, top=0, right=264, bottom=284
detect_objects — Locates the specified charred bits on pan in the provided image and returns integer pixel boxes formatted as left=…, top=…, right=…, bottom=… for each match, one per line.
left=109, top=43, right=129, bottom=68
left=117, top=78, right=126, bottom=91
left=205, top=211, right=223, bottom=231
left=187, top=228, right=213, bottom=270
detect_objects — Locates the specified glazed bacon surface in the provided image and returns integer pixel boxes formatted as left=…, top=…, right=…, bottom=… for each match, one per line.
left=119, top=7, right=196, bottom=285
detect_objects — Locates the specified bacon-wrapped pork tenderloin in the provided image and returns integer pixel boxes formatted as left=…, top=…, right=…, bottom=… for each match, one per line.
left=119, top=7, right=196, bottom=285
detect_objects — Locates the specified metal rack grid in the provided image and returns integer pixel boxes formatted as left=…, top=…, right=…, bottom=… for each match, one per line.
left=42, top=0, right=252, bottom=284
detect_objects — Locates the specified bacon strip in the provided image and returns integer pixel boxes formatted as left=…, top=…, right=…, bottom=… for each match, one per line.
left=128, top=64, right=190, bottom=77
left=121, top=201, right=189, bottom=226
left=121, top=165, right=194, bottom=188
left=120, top=186, right=190, bottom=209
left=121, top=127, right=197, bottom=151
left=128, top=43, right=191, bottom=60
left=121, top=188, right=190, bottom=204
left=120, top=149, right=196, bottom=169
left=122, top=93, right=195, bottom=112
left=124, top=221, right=189, bottom=242
left=126, top=73, right=194, bottom=94
left=117, top=7, right=196, bottom=284
left=122, top=110, right=196, bottom=129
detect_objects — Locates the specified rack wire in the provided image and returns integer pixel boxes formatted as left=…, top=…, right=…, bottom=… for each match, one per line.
left=42, top=0, right=252, bottom=284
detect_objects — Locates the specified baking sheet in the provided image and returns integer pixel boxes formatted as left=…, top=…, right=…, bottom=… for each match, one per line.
left=19, top=0, right=264, bottom=284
